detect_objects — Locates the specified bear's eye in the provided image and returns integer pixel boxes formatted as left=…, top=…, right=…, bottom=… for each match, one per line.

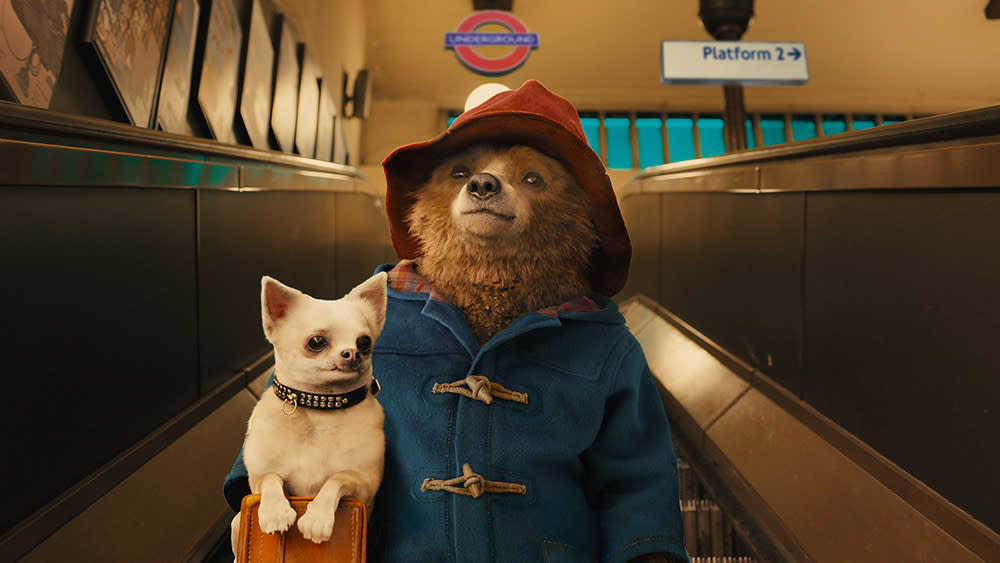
left=451, top=166, right=470, bottom=179
left=356, top=335, right=372, bottom=355
left=522, top=171, right=544, bottom=186
left=306, top=335, right=328, bottom=353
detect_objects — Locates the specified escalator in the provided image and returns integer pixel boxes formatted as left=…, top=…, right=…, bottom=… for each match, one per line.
left=618, top=106, right=1000, bottom=562
left=4, top=100, right=1000, bottom=562
left=0, top=101, right=394, bottom=562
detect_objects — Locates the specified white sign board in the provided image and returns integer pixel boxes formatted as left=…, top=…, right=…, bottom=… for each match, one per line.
left=661, top=40, right=808, bottom=86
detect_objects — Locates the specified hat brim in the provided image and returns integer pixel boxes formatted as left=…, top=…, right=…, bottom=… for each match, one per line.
left=383, top=110, right=631, bottom=297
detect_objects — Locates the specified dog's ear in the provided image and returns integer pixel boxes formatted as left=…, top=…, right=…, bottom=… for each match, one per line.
left=346, top=272, right=388, bottom=338
left=261, top=276, right=300, bottom=341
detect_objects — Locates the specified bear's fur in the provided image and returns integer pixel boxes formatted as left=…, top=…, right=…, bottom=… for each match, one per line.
left=407, top=144, right=599, bottom=343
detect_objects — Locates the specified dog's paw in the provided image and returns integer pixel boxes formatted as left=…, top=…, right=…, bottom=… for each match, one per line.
left=258, top=501, right=297, bottom=535
left=297, top=505, right=336, bottom=543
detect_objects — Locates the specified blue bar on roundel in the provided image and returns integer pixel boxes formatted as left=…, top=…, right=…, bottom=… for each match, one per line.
left=445, top=33, right=539, bottom=47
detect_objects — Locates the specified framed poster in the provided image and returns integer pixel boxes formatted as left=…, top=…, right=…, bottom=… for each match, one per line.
left=238, top=0, right=273, bottom=150
left=332, top=111, right=347, bottom=165
left=269, top=18, right=298, bottom=154
left=156, top=0, right=200, bottom=135
left=83, top=0, right=172, bottom=128
left=294, top=49, right=319, bottom=158
left=0, top=0, right=74, bottom=108
left=197, top=0, right=242, bottom=145
left=314, top=79, right=337, bottom=162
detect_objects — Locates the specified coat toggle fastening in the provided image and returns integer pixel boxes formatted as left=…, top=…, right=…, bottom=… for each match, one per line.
left=421, top=463, right=526, bottom=499
left=432, top=374, right=528, bottom=405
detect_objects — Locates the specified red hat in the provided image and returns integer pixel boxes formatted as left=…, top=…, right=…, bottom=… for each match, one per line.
left=382, top=80, right=631, bottom=297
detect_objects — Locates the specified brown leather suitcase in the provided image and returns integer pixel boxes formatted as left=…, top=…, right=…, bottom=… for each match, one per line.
left=236, top=495, right=367, bottom=563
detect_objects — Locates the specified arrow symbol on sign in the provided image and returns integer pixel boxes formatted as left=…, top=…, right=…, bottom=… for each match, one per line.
left=788, top=47, right=802, bottom=61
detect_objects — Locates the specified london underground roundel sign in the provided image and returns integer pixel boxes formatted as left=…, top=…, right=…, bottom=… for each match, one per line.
left=444, top=11, right=539, bottom=76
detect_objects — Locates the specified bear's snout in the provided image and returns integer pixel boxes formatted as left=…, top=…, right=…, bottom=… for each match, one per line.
left=467, top=173, right=501, bottom=201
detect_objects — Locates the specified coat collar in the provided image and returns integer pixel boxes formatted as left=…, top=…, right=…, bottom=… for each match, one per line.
left=377, top=262, right=621, bottom=358
left=384, top=260, right=603, bottom=316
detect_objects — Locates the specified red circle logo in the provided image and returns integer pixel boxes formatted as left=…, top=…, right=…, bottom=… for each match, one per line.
left=445, top=11, right=539, bottom=76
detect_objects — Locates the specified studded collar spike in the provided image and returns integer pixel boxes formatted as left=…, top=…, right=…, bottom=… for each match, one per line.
left=271, top=376, right=380, bottom=414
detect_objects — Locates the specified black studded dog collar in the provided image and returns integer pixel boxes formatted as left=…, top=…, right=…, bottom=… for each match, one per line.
left=272, top=376, right=380, bottom=413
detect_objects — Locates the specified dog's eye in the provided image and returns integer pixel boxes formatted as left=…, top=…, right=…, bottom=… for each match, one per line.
left=306, top=335, right=328, bottom=353
left=522, top=171, right=544, bottom=186
left=356, top=335, right=372, bottom=355
left=451, top=166, right=470, bottom=179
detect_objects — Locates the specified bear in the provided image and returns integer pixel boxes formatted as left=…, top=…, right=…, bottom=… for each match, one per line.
left=224, top=79, right=688, bottom=562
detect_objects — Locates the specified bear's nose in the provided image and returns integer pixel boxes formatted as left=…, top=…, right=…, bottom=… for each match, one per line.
left=467, top=173, right=501, bottom=200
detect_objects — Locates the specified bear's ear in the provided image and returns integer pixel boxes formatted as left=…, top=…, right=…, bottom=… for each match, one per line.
left=346, top=272, right=388, bottom=338
left=261, top=276, right=300, bottom=341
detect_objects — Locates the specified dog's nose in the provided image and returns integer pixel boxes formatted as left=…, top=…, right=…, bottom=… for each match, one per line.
left=467, top=173, right=501, bottom=200
left=339, top=349, right=362, bottom=370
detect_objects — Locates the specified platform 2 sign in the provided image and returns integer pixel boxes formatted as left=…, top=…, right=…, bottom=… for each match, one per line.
left=660, top=40, right=808, bottom=86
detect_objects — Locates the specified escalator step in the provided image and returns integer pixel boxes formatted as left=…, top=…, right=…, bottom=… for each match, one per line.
left=678, top=459, right=699, bottom=500
left=683, top=500, right=734, bottom=557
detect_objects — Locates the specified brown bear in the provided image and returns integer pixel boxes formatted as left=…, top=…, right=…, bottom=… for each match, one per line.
left=376, top=80, right=688, bottom=562
left=225, top=80, right=688, bottom=563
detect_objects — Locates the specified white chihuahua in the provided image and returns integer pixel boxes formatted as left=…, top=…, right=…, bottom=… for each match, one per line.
left=231, top=272, right=387, bottom=554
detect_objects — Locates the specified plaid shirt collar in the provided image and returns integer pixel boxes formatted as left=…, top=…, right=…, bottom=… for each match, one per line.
left=387, top=259, right=602, bottom=317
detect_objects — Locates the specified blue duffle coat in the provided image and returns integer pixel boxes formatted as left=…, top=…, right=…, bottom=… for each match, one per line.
left=225, top=262, right=688, bottom=562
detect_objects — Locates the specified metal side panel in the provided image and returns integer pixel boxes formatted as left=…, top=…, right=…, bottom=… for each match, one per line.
left=629, top=305, right=750, bottom=432
left=620, top=300, right=658, bottom=335
left=638, top=166, right=759, bottom=194
left=0, top=138, right=240, bottom=189
left=197, top=189, right=338, bottom=395
left=655, top=191, right=806, bottom=395
left=803, top=190, right=1000, bottom=535
left=20, top=390, right=257, bottom=563
left=760, top=140, right=1000, bottom=191
left=333, top=192, right=397, bottom=297
left=618, top=193, right=663, bottom=303
left=706, top=389, right=981, bottom=562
